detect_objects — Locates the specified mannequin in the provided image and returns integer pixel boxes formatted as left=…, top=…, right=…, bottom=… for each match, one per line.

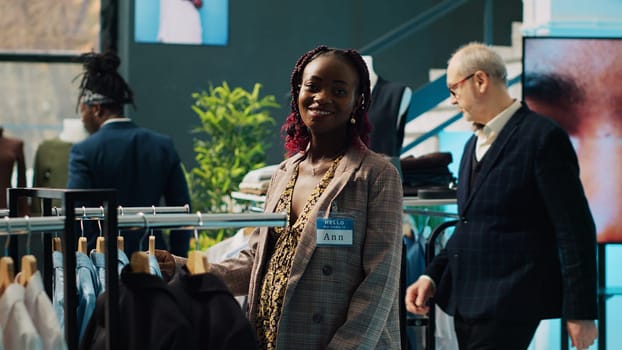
left=59, top=118, right=89, bottom=143
left=363, top=55, right=413, bottom=157
left=0, top=127, right=28, bottom=214
left=31, top=119, right=88, bottom=214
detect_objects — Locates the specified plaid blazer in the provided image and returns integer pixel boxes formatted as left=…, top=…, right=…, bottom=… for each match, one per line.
left=210, top=140, right=403, bottom=349
left=426, top=104, right=598, bottom=321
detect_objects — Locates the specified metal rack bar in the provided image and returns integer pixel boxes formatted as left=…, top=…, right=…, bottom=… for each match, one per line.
left=0, top=212, right=287, bottom=233
left=52, top=204, right=190, bottom=217
left=1, top=205, right=190, bottom=218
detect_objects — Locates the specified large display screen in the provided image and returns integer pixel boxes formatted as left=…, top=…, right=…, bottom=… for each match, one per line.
left=523, top=37, right=622, bottom=243
left=135, top=0, right=229, bottom=46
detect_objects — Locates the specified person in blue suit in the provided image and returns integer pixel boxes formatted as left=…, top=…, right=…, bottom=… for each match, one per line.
left=405, top=42, right=598, bottom=350
left=67, top=51, right=191, bottom=257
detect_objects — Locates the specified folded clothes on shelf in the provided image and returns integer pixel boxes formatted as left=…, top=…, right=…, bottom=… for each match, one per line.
left=238, top=165, right=278, bottom=195
left=400, top=152, right=456, bottom=197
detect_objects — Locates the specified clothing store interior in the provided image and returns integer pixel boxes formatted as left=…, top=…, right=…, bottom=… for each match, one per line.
left=0, top=0, right=620, bottom=349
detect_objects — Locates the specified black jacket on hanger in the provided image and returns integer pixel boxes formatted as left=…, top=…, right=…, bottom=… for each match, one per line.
left=80, top=264, right=257, bottom=350
left=80, top=265, right=192, bottom=350
left=168, top=266, right=258, bottom=349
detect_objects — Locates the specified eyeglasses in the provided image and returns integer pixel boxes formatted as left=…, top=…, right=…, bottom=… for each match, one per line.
left=448, top=73, right=475, bottom=97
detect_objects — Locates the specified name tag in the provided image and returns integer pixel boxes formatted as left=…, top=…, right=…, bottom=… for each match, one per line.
left=316, top=217, right=353, bottom=246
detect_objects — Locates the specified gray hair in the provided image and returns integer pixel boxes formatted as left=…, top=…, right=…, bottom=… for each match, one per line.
left=448, top=42, right=508, bottom=85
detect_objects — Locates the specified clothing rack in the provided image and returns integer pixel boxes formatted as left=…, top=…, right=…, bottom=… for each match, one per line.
left=8, top=188, right=118, bottom=350
left=5, top=187, right=287, bottom=350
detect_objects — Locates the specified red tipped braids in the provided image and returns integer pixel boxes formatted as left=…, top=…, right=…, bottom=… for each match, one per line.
left=281, top=45, right=373, bottom=156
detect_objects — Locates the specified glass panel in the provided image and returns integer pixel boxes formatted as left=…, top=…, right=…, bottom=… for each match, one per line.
left=0, top=0, right=100, bottom=52
left=0, top=62, right=83, bottom=171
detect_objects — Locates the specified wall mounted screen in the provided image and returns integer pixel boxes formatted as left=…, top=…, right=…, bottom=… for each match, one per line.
left=523, top=37, right=622, bottom=243
left=135, top=0, right=229, bottom=46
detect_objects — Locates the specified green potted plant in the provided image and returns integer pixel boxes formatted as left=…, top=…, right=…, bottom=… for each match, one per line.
left=184, top=82, right=280, bottom=246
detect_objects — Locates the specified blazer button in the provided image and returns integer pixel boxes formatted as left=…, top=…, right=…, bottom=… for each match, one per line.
left=312, top=313, right=323, bottom=323
left=322, top=265, right=333, bottom=275
left=461, top=216, right=468, bottom=224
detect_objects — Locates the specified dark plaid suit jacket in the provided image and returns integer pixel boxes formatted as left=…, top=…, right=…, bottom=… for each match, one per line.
left=426, top=103, right=598, bottom=321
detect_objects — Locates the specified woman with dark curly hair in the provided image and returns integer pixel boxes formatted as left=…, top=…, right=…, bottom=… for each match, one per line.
left=205, top=45, right=404, bottom=349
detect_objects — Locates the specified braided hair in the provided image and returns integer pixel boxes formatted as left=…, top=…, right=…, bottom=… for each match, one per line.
left=281, top=45, right=373, bottom=156
left=75, top=51, right=135, bottom=113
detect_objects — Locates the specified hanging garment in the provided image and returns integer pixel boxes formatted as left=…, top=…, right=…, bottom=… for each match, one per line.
left=80, top=265, right=192, bottom=350
left=0, top=283, right=43, bottom=350
left=52, top=246, right=157, bottom=348
left=52, top=251, right=65, bottom=329
left=168, top=266, right=257, bottom=349
left=50, top=250, right=101, bottom=342
left=23, top=271, right=67, bottom=350
left=148, top=254, right=163, bottom=278
left=88, top=248, right=130, bottom=294
left=76, top=251, right=101, bottom=341
left=89, top=251, right=106, bottom=294
left=118, top=250, right=129, bottom=275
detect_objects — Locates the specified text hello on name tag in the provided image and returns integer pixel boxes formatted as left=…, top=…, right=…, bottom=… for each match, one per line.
left=316, top=217, right=354, bottom=246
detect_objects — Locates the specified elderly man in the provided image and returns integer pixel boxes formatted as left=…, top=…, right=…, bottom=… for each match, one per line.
left=405, top=42, right=598, bottom=350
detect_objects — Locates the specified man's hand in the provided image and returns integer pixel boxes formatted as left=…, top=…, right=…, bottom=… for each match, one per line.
left=405, top=276, right=435, bottom=315
left=567, top=320, right=597, bottom=350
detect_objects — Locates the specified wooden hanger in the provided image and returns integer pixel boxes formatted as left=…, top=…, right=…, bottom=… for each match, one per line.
left=77, top=214, right=88, bottom=254
left=52, top=236, right=63, bottom=252
left=19, top=255, right=37, bottom=287
left=17, top=215, right=37, bottom=287
left=130, top=252, right=150, bottom=274
left=186, top=216, right=210, bottom=275
left=0, top=256, right=15, bottom=296
left=96, top=236, right=105, bottom=253
left=117, top=235, right=124, bottom=252
left=148, top=235, right=155, bottom=256
left=77, top=236, right=88, bottom=254
left=92, top=216, right=105, bottom=253
left=186, top=250, right=209, bottom=275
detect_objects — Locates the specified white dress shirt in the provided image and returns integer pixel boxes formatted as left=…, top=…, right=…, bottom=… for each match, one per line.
left=0, top=283, right=42, bottom=350
left=475, top=100, right=521, bottom=161
left=23, top=272, right=67, bottom=350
